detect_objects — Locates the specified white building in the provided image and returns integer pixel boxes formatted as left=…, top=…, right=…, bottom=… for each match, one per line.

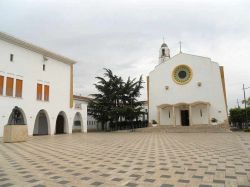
left=72, top=95, right=88, bottom=133
left=72, top=95, right=101, bottom=131
left=148, top=43, right=228, bottom=126
left=0, top=32, right=87, bottom=137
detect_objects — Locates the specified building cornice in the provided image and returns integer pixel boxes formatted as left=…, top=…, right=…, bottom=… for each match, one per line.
left=0, top=32, right=77, bottom=65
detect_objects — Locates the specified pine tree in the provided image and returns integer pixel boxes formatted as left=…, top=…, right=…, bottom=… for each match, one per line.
left=88, top=69, right=145, bottom=131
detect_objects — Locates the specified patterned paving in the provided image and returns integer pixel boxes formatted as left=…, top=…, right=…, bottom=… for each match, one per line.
left=0, top=132, right=250, bottom=187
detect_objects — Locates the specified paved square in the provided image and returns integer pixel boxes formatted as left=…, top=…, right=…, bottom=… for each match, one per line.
left=1, top=132, right=250, bottom=187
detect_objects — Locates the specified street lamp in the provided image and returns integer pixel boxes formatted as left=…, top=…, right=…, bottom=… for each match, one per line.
left=243, top=84, right=250, bottom=127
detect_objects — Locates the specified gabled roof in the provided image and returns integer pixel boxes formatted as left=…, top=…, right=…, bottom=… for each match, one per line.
left=0, top=32, right=77, bottom=65
left=150, top=52, right=215, bottom=74
left=160, top=52, right=211, bottom=65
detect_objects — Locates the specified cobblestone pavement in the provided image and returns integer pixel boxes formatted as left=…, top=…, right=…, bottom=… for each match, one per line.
left=1, top=132, right=250, bottom=187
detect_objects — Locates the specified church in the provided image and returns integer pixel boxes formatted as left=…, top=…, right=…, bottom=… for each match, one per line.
left=147, top=42, right=228, bottom=127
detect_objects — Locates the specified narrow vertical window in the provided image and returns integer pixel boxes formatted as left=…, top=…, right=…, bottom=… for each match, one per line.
left=6, top=77, right=14, bottom=96
left=200, top=109, right=202, bottom=117
left=0, top=75, right=4, bottom=95
left=37, top=83, right=43, bottom=100
left=162, top=49, right=165, bottom=56
left=169, top=111, right=171, bottom=118
left=10, top=54, right=14, bottom=62
left=44, top=85, right=49, bottom=101
left=15, top=79, right=23, bottom=98
left=43, top=64, right=46, bottom=71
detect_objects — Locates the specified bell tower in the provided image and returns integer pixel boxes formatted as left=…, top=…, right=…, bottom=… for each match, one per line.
left=159, top=43, right=170, bottom=64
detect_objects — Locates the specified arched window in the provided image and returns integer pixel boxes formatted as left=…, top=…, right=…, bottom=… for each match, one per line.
left=73, top=112, right=83, bottom=133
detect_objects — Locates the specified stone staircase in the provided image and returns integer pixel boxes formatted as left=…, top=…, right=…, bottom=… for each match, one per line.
left=135, top=124, right=231, bottom=133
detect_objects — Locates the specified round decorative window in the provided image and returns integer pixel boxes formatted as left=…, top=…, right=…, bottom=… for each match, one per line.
left=172, top=65, right=192, bottom=85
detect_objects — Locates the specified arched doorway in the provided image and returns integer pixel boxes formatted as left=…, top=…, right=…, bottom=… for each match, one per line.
left=72, top=112, right=83, bottom=133
left=33, top=110, right=50, bottom=135
left=8, top=107, right=27, bottom=125
left=55, top=111, right=68, bottom=134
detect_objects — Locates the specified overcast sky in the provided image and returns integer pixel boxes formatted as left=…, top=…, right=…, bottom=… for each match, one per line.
left=0, top=0, right=250, bottom=109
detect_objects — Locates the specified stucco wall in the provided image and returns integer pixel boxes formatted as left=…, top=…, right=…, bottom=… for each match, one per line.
left=192, top=104, right=209, bottom=125
left=160, top=107, right=173, bottom=125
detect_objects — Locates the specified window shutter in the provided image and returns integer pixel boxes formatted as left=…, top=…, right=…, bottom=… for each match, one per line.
left=6, top=77, right=14, bottom=96
left=0, top=75, right=3, bottom=95
left=37, top=83, right=43, bottom=100
left=44, top=85, right=49, bottom=101
left=15, top=79, right=23, bottom=97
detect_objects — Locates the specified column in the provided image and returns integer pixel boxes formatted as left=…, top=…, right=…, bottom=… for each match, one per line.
left=207, top=104, right=211, bottom=125
left=172, top=106, right=176, bottom=126
left=13, top=77, right=16, bottom=97
left=189, top=105, right=192, bottom=126
left=3, top=75, right=6, bottom=96
left=157, top=107, right=160, bottom=125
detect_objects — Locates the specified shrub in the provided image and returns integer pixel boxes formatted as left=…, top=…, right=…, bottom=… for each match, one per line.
left=244, top=128, right=250, bottom=132
left=152, top=120, right=157, bottom=124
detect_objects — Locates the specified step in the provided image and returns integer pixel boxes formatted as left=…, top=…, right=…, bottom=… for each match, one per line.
left=135, top=125, right=231, bottom=133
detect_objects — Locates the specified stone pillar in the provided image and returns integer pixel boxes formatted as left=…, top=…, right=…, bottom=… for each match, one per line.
left=13, top=78, right=16, bottom=97
left=172, top=106, right=176, bottom=126
left=157, top=107, right=160, bottom=125
left=189, top=105, right=192, bottom=126
left=3, top=76, right=6, bottom=96
left=207, top=104, right=211, bottom=125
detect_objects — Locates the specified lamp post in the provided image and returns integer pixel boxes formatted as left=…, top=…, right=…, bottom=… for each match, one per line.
left=243, top=84, right=250, bottom=128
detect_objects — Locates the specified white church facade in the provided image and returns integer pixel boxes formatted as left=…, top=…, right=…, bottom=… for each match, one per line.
left=0, top=32, right=87, bottom=137
left=148, top=43, right=228, bottom=127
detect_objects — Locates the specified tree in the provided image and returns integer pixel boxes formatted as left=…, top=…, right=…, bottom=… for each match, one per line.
left=88, top=69, right=145, bottom=131
left=242, top=97, right=250, bottom=106
left=229, top=107, right=250, bottom=129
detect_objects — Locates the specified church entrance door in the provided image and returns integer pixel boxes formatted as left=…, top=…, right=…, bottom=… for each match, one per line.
left=181, top=110, right=189, bottom=126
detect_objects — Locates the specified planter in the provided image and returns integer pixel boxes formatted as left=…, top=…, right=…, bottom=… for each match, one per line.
left=152, top=123, right=158, bottom=127
left=3, top=125, right=28, bottom=143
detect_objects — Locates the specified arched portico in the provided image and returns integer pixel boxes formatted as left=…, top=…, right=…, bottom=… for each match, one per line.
left=55, top=111, right=69, bottom=134
left=158, top=101, right=210, bottom=126
left=72, top=112, right=83, bottom=133
left=33, top=110, right=50, bottom=135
